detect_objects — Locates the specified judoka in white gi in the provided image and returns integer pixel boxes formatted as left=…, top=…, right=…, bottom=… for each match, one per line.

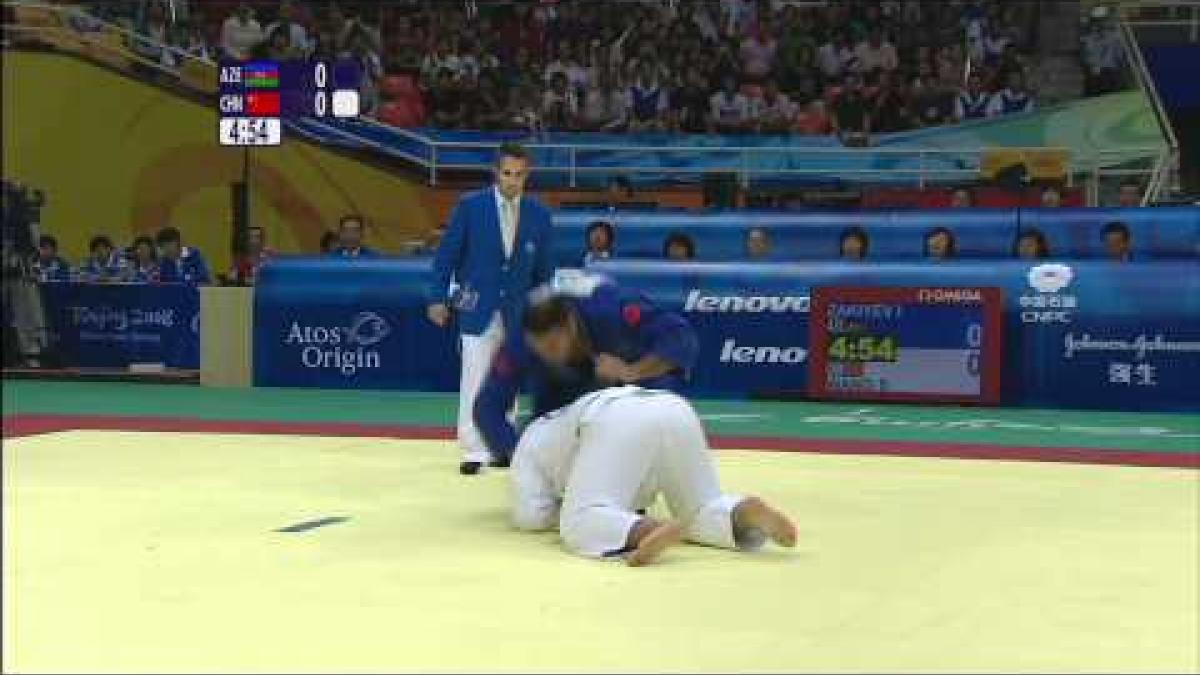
left=511, top=385, right=797, bottom=566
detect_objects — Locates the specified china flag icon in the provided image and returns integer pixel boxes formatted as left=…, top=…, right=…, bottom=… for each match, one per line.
left=245, top=91, right=281, bottom=116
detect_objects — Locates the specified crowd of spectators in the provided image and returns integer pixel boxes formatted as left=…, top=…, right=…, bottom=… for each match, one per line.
left=1079, top=6, right=1127, bottom=97
left=394, top=0, right=1049, bottom=138
left=73, top=1, right=1125, bottom=140
left=80, top=0, right=387, bottom=112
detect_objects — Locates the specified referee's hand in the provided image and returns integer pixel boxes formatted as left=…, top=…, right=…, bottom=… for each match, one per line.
left=427, top=303, right=451, bottom=328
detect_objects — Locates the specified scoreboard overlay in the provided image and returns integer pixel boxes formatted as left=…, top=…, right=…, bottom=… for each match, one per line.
left=218, top=60, right=362, bottom=146
left=809, top=287, right=1004, bottom=405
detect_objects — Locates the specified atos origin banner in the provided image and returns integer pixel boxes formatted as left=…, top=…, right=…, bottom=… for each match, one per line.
left=254, top=257, right=1199, bottom=412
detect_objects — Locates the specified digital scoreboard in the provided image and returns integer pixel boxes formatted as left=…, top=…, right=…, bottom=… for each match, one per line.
left=217, top=60, right=363, bottom=146
left=809, top=287, right=1004, bottom=404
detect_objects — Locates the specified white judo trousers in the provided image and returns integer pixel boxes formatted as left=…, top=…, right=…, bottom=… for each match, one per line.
left=511, top=386, right=767, bottom=558
left=455, top=191, right=522, bottom=464
left=457, top=314, right=509, bottom=464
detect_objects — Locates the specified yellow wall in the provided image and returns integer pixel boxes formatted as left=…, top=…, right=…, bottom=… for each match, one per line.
left=2, top=51, right=433, bottom=273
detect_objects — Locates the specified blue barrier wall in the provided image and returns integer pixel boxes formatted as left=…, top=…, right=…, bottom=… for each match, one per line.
left=550, top=206, right=1200, bottom=265
left=254, top=257, right=458, bottom=391
left=591, top=259, right=1200, bottom=412
left=40, top=282, right=200, bottom=369
left=253, top=256, right=1200, bottom=412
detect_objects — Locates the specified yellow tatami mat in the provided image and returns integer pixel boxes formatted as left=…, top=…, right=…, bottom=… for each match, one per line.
left=3, top=431, right=1197, bottom=672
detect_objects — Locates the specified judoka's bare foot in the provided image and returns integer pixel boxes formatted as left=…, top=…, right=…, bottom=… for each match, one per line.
left=626, top=519, right=684, bottom=567
left=734, top=496, right=797, bottom=547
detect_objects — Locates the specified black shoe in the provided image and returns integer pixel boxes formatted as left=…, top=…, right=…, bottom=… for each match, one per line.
left=459, top=461, right=484, bottom=475
left=488, top=458, right=511, bottom=469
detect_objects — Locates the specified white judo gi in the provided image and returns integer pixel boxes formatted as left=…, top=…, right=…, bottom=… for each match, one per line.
left=510, top=386, right=768, bottom=558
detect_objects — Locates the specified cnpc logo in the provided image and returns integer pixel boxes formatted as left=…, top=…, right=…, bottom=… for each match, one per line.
left=283, top=311, right=391, bottom=376
left=1021, top=263, right=1078, bottom=324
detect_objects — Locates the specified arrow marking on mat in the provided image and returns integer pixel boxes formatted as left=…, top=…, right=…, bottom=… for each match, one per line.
left=275, top=516, right=350, bottom=533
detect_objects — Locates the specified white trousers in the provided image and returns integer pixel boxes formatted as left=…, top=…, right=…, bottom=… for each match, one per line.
left=456, top=314, right=513, bottom=463
left=518, top=389, right=765, bottom=558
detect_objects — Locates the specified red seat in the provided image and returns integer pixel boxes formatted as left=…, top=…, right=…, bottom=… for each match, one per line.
left=377, top=100, right=425, bottom=128
left=381, top=74, right=417, bottom=100
left=398, top=87, right=423, bottom=106
left=401, top=98, right=427, bottom=127
left=376, top=101, right=406, bottom=126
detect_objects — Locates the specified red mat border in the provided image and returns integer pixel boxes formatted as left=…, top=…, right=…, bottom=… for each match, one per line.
left=3, top=413, right=1196, bottom=469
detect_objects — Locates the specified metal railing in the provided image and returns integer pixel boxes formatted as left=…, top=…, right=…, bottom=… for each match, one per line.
left=296, top=118, right=1090, bottom=190
left=1120, top=1, right=1200, bottom=41
left=1115, top=4, right=1182, bottom=204
left=341, top=117, right=1182, bottom=202
left=415, top=139, right=1006, bottom=189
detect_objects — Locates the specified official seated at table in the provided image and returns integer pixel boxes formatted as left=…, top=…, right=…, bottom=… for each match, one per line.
left=77, top=234, right=129, bottom=282
left=227, top=225, right=274, bottom=285
left=327, top=214, right=378, bottom=258
left=319, top=230, right=338, bottom=254
left=31, top=235, right=70, bottom=282
left=155, top=226, right=211, bottom=285
left=127, top=236, right=160, bottom=283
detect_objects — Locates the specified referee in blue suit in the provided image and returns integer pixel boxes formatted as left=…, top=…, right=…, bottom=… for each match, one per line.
left=426, top=143, right=555, bottom=475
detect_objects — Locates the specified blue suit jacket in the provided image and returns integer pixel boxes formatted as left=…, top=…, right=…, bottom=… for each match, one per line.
left=427, top=187, right=555, bottom=335
left=328, top=246, right=379, bottom=258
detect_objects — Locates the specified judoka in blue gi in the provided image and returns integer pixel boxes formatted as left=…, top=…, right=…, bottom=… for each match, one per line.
left=472, top=272, right=700, bottom=468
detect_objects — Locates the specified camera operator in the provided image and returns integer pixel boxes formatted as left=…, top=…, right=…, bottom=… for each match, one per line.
left=2, top=180, right=53, bottom=367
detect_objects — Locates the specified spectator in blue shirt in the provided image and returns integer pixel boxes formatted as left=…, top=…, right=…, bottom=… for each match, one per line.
left=78, top=235, right=129, bottom=282
left=32, top=235, right=70, bottom=282
left=328, top=214, right=378, bottom=257
left=473, top=276, right=699, bottom=467
left=155, top=226, right=211, bottom=284
left=127, top=236, right=160, bottom=282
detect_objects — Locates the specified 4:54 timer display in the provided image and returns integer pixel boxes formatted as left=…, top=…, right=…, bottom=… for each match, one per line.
left=827, top=334, right=899, bottom=363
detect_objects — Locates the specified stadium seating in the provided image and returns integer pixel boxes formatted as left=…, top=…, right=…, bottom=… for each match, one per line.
left=550, top=206, right=1200, bottom=266
left=1020, top=206, right=1200, bottom=259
